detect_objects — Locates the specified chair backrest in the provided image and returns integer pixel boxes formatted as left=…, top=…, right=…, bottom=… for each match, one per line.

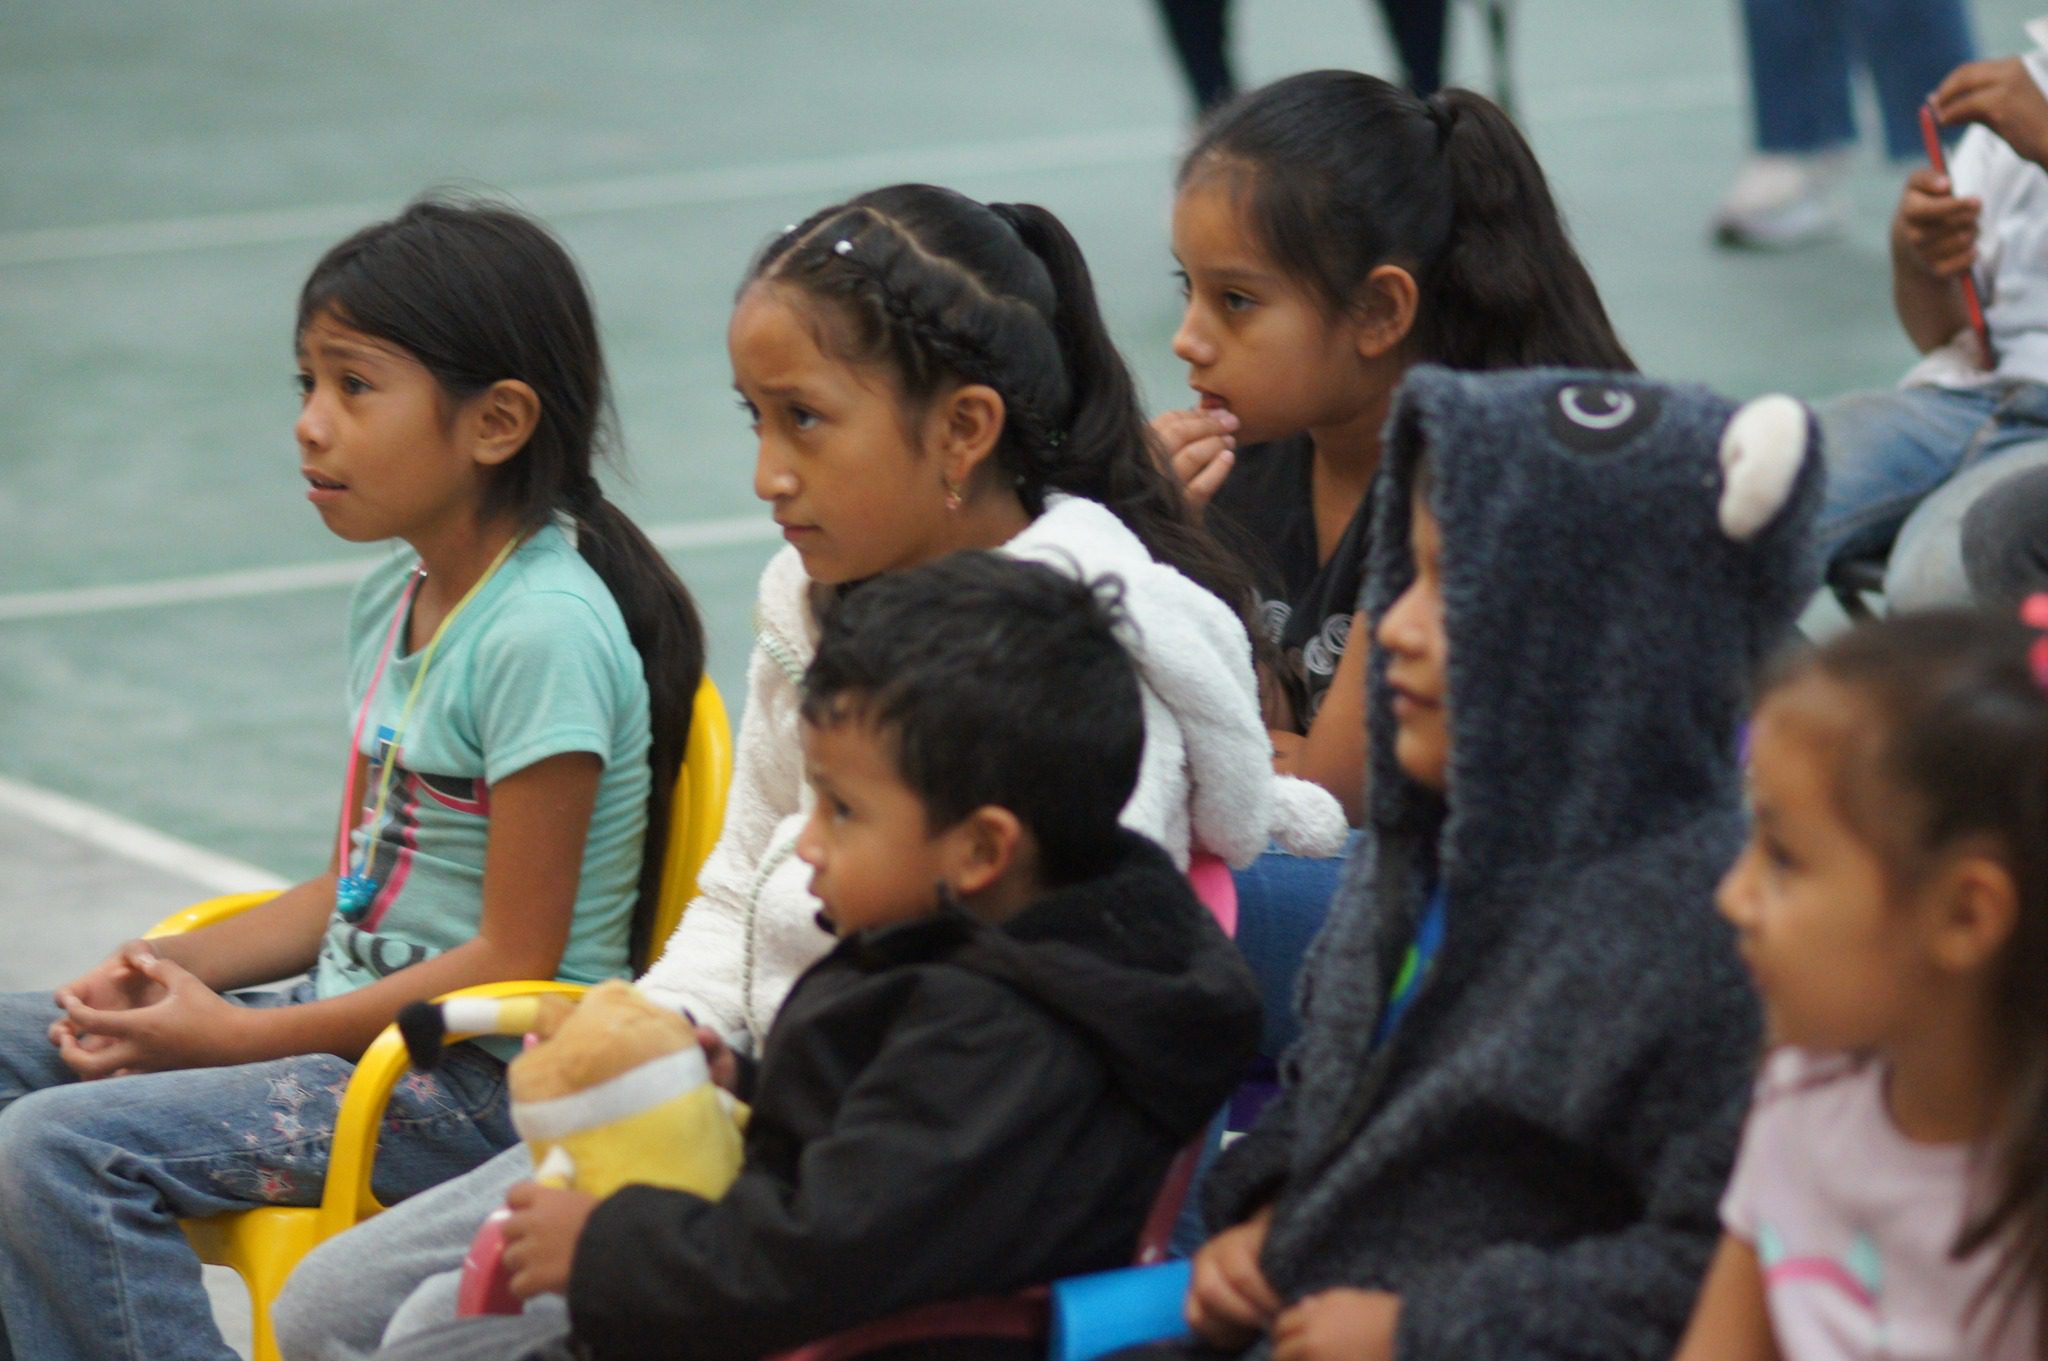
left=647, top=677, right=735, bottom=955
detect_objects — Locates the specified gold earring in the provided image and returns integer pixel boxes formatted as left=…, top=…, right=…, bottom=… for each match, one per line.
left=943, top=479, right=964, bottom=513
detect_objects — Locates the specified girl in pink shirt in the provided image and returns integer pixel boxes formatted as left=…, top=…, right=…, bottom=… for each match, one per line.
left=1676, top=606, right=2048, bottom=1361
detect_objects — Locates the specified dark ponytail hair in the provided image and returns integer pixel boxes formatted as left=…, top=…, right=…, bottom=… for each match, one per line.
left=745, top=183, right=1259, bottom=626
left=1182, top=70, right=1634, bottom=372
left=299, top=196, right=705, bottom=971
left=1766, top=611, right=2048, bottom=1351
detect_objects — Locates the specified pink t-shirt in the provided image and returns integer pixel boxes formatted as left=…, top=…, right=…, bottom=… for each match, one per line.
left=1721, top=1048, right=2038, bottom=1360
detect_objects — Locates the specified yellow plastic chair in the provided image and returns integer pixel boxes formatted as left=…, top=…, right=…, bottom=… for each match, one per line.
left=144, top=676, right=732, bottom=1361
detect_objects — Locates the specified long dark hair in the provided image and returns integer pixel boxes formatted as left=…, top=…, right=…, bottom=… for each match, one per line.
left=744, top=183, right=1259, bottom=626
left=1182, top=70, right=1634, bottom=371
left=299, top=196, right=705, bottom=971
left=1767, top=611, right=2048, bottom=1352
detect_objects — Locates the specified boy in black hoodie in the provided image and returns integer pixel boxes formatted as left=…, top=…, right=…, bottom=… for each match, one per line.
left=375, top=552, right=1262, bottom=1361
left=1176, top=369, right=1826, bottom=1361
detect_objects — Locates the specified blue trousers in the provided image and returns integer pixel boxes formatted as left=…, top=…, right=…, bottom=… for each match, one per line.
left=1817, top=382, right=2048, bottom=608
left=1741, top=0, right=1974, bottom=158
left=0, top=984, right=516, bottom=1361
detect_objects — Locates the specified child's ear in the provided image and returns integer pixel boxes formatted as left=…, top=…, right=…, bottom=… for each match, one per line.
left=1927, top=849, right=2020, bottom=975
left=932, top=383, right=1007, bottom=489
left=470, top=379, right=543, bottom=469
left=946, top=805, right=1025, bottom=897
left=1352, top=264, right=1420, bottom=361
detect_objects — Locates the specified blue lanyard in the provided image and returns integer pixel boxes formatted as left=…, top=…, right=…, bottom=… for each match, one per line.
left=1371, top=885, right=1447, bottom=1049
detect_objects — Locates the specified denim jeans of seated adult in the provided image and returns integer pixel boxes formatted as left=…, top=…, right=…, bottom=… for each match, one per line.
left=1815, top=382, right=2048, bottom=608
left=0, top=983, right=517, bottom=1361
left=1741, top=0, right=1974, bottom=158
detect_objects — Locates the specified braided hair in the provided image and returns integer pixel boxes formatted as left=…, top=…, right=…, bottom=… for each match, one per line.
left=744, top=184, right=1258, bottom=625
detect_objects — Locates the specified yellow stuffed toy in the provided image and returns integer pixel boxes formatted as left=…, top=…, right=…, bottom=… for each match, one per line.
left=399, top=980, right=744, bottom=1200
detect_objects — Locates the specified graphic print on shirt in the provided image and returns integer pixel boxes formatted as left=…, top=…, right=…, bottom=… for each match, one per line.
left=1261, top=600, right=1353, bottom=724
left=340, top=724, right=491, bottom=977
left=1758, top=1221, right=1887, bottom=1353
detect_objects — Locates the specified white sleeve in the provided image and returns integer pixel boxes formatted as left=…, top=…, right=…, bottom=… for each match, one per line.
left=636, top=637, right=805, bottom=1050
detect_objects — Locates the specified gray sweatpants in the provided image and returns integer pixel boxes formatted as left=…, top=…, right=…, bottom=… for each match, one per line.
left=371, top=1315, right=574, bottom=1361
left=274, top=1143, right=566, bottom=1361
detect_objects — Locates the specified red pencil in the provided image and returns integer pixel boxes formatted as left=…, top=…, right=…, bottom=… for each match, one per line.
left=1921, top=100, right=1996, bottom=366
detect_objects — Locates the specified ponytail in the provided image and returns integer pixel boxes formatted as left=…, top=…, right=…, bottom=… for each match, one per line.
left=1418, top=89, right=1633, bottom=370
left=989, top=202, right=1260, bottom=623
left=752, top=185, right=1260, bottom=630
left=569, top=494, right=705, bottom=973
left=1182, top=71, right=1633, bottom=373
left=301, top=197, right=705, bottom=971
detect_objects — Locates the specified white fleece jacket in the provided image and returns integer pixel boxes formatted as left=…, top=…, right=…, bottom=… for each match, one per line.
left=638, top=495, right=1347, bottom=1050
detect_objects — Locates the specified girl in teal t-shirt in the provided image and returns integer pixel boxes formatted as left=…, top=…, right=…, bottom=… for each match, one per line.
left=0, top=198, right=702, bottom=1361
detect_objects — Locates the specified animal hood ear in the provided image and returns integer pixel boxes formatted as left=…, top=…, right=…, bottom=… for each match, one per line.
left=1718, top=395, right=1809, bottom=542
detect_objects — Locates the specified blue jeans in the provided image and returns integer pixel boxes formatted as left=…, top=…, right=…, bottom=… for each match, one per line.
left=0, top=984, right=517, bottom=1361
left=1169, top=839, right=1354, bottom=1257
left=1741, top=0, right=1974, bottom=158
left=1816, top=383, right=2048, bottom=608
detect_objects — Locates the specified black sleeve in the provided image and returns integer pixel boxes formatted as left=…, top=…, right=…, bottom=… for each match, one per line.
left=566, top=979, right=1122, bottom=1361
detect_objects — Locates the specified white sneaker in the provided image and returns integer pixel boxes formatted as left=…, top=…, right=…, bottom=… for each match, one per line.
left=1712, top=152, right=1850, bottom=249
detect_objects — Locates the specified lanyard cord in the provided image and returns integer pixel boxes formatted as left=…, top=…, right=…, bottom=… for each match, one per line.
left=336, top=533, right=525, bottom=887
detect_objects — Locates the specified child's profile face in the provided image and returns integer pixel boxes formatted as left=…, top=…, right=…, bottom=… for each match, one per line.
left=794, top=715, right=955, bottom=934
left=1168, top=179, right=1378, bottom=445
left=293, top=310, right=482, bottom=545
left=1716, top=684, right=1934, bottom=1051
left=1376, top=490, right=1451, bottom=791
left=730, top=283, right=953, bottom=587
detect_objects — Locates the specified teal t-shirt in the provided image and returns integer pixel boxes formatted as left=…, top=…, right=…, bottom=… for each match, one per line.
left=312, top=521, right=651, bottom=1024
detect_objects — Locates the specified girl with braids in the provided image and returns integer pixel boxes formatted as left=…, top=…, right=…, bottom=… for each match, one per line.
left=270, top=183, right=1342, bottom=1361
left=0, top=197, right=702, bottom=1361
left=1155, top=70, right=1634, bottom=1071
left=1676, top=608, right=2048, bottom=1361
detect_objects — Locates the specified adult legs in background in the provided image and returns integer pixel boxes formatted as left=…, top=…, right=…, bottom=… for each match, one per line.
left=275, top=1141, right=538, bottom=1361
left=1154, top=0, right=1236, bottom=114
left=1369, top=0, right=1450, bottom=95
left=1718, top=0, right=1974, bottom=246
left=0, top=989, right=514, bottom=1361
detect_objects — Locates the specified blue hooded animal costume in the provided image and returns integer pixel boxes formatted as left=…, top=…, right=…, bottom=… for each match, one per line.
left=1200, top=367, right=1824, bottom=1360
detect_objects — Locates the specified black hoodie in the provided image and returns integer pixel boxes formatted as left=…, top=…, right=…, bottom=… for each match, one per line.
left=1202, top=367, right=1824, bottom=1361
left=568, top=831, right=1261, bottom=1361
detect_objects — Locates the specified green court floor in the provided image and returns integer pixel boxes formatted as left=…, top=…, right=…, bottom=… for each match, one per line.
left=3, top=0, right=2035, bottom=877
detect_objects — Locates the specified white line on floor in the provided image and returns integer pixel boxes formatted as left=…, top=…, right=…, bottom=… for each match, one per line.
left=0, top=76, right=1740, bottom=270
left=0, top=514, right=782, bottom=623
left=0, top=126, right=1181, bottom=269
left=0, top=775, right=288, bottom=894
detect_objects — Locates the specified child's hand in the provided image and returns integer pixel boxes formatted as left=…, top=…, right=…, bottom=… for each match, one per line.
left=52, top=953, right=249, bottom=1078
left=1936, top=57, right=2048, bottom=168
left=501, top=1181, right=601, bottom=1299
left=696, top=1025, right=739, bottom=1092
left=1271, top=1289, right=1402, bottom=1361
left=1186, top=1206, right=1282, bottom=1348
left=54, top=941, right=170, bottom=1018
left=1895, top=168, right=1982, bottom=280
left=1152, top=408, right=1239, bottom=512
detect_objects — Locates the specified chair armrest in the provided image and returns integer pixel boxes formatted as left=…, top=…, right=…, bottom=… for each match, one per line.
left=143, top=891, right=283, bottom=939
left=316, top=979, right=588, bottom=1233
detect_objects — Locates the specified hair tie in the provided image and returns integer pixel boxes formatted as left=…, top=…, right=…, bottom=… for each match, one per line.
left=2022, top=593, right=2048, bottom=691
left=1424, top=93, right=1455, bottom=142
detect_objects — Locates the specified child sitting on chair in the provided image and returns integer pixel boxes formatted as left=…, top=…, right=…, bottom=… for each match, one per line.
left=374, top=550, right=1263, bottom=1361
left=1173, top=368, right=1825, bottom=1361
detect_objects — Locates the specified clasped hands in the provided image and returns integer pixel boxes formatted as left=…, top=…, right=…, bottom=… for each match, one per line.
left=1188, top=1207, right=1401, bottom=1361
left=47, top=940, right=249, bottom=1078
